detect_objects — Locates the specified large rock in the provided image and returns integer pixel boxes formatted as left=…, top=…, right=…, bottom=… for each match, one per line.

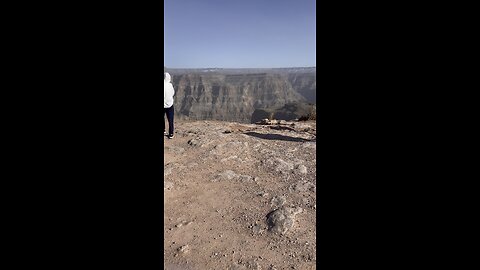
left=266, top=206, right=303, bottom=235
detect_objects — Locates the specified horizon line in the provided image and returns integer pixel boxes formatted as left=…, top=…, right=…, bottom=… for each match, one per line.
left=164, top=66, right=316, bottom=69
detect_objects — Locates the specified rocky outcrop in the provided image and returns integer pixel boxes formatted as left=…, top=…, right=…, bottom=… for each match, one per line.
left=251, top=102, right=316, bottom=123
left=167, top=69, right=316, bottom=122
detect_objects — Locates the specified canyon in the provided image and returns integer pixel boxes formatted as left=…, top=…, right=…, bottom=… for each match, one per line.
left=166, top=68, right=316, bottom=123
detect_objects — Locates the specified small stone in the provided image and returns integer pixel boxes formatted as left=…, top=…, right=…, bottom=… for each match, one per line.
left=177, top=245, right=190, bottom=254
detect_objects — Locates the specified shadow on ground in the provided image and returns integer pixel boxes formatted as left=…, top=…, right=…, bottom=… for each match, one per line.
left=243, top=132, right=315, bottom=142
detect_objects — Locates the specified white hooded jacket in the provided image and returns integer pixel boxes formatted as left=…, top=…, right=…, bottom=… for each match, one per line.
left=164, top=72, right=175, bottom=108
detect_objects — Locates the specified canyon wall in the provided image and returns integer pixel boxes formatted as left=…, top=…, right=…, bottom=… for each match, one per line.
left=167, top=68, right=316, bottom=123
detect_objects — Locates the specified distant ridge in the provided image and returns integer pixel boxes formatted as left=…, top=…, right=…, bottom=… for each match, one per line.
left=167, top=67, right=316, bottom=75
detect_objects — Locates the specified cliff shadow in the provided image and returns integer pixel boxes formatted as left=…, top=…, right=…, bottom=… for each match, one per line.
left=243, top=132, right=314, bottom=143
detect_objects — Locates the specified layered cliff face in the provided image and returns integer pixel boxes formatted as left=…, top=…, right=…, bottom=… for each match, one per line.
left=287, top=73, right=316, bottom=103
left=167, top=69, right=316, bottom=123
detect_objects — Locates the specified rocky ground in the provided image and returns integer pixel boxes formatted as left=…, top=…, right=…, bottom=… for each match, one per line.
left=164, top=120, right=317, bottom=270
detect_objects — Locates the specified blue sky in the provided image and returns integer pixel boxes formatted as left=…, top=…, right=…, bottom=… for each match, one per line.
left=164, top=0, right=316, bottom=68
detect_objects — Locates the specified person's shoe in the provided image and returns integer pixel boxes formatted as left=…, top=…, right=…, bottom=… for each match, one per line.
left=168, top=134, right=174, bottom=139
left=164, top=131, right=168, bottom=135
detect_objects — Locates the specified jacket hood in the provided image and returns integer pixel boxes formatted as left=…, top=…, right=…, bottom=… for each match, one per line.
left=164, top=72, right=171, bottom=83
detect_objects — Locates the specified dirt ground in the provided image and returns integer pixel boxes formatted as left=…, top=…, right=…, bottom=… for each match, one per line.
left=164, top=120, right=317, bottom=269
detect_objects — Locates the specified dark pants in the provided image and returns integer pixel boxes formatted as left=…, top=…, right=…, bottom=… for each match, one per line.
left=164, top=106, right=174, bottom=135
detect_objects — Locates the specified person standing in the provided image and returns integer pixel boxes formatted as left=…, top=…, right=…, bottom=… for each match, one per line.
left=164, top=72, right=175, bottom=139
